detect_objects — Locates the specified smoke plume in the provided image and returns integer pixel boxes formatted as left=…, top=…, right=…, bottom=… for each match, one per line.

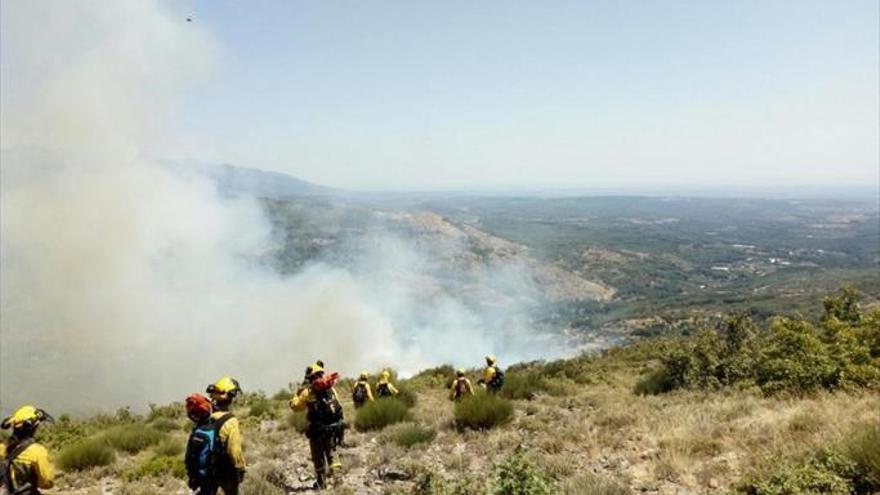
left=1, top=1, right=567, bottom=414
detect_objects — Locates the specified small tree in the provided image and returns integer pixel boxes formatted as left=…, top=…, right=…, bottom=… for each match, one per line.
left=823, top=286, right=862, bottom=325
left=494, top=447, right=556, bottom=495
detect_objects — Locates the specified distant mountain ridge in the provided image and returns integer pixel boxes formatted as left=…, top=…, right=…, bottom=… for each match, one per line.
left=170, top=161, right=338, bottom=198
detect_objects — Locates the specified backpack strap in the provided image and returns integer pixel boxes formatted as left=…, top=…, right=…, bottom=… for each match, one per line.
left=212, top=413, right=234, bottom=436
left=2, top=438, right=36, bottom=492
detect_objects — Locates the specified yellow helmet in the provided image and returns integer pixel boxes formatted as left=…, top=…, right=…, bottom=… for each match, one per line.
left=456, top=369, right=466, bottom=377
left=1, top=405, right=52, bottom=431
left=485, top=354, right=496, bottom=365
left=305, top=363, right=325, bottom=379
left=359, top=371, right=369, bottom=380
left=206, top=376, right=241, bottom=399
left=380, top=370, right=391, bottom=380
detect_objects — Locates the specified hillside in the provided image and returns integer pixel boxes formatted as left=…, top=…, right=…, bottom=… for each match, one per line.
left=16, top=289, right=880, bottom=495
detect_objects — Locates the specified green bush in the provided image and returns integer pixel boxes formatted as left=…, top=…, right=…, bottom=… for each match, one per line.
left=147, top=402, right=183, bottom=422
left=153, top=437, right=184, bottom=457
left=286, top=411, right=308, bottom=433
left=741, top=425, right=880, bottom=495
left=248, top=396, right=277, bottom=418
left=454, top=392, right=514, bottom=430
left=754, top=318, right=838, bottom=394
left=633, top=368, right=676, bottom=395
left=841, top=424, right=880, bottom=492
left=149, top=417, right=183, bottom=432
left=57, top=437, right=115, bottom=471
left=271, top=388, right=291, bottom=401
left=37, top=416, right=89, bottom=449
left=390, top=423, right=436, bottom=448
left=642, top=289, right=880, bottom=396
left=407, top=364, right=456, bottom=390
left=354, top=397, right=410, bottom=431
left=494, top=447, right=556, bottom=495
left=395, top=383, right=418, bottom=408
left=125, top=454, right=186, bottom=481
left=412, top=472, right=487, bottom=495
left=501, top=368, right=549, bottom=400
left=103, top=424, right=166, bottom=454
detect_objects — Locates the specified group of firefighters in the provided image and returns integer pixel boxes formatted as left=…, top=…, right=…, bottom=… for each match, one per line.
left=0, top=355, right=504, bottom=494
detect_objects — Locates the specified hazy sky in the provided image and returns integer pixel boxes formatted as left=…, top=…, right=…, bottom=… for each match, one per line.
left=10, top=1, right=880, bottom=190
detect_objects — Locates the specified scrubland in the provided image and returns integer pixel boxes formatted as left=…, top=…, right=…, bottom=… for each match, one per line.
left=12, top=289, right=880, bottom=494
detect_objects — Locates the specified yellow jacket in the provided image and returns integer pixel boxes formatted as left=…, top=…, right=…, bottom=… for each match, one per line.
left=290, top=386, right=341, bottom=411
left=449, top=377, right=474, bottom=400
left=210, top=411, right=245, bottom=471
left=483, top=365, right=497, bottom=384
left=289, top=387, right=311, bottom=412
left=0, top=441, right=55, bottom=491
left=376, top=379, right=399, bottom=397
left=353, top=380, right=374, bottom=402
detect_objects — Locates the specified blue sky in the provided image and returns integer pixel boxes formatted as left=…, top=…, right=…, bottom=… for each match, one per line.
left=45, top=1, right=880, bottom=190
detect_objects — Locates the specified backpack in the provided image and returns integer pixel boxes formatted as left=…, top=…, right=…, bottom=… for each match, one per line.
left=0, top=437, right=36, bottom=495
left=454, top=379, right=470, bottom=398
left=488, top=367, right=505, bottom=390
left=185, top=414, right=233, bottom=485
left=376, top=382, right=392, bottom=398
left=307, top=388, right=342, bottom=427
left=352, top=382, right=368, bottom=405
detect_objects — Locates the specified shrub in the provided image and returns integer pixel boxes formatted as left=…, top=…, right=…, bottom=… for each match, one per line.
left=501, top=368, right=549, bottom=400
left=271, top=388, right=291, bottom=401
left=454, top=392, right=514, bottom=430
left=395, top=383, right=418, bottom=408
left=754, top=318, right=838, bottom=394
left=241, top=476, right=285, bottom=495
left=103, top=424, right=166, bottom=454
left=248, top=396, right=277, bottom=418
left=153, top=437, right=184, bottom=457
left=149, top=417, right=183, bottom=432
left=287, top=411, right=308, bottom=433
left=493, top=447, right=556, bottom=495
left=641, top=289, right=880, bottom=396
left=559, top=473, right=628, bottom=495
left=126, top=455, right=186, bottom=481
left=390, top=423, right=436, bottom=448
left=412, top=472, right=487, bottom=495
left=242, top=465, right=288, bottom=495
left=37, top=416, right=89, bottom=449
left=58, top=437, right=115, bottom=471
left=633, top=368, right=675, bottom=395
left=742, top=454, right=853, bottom=495
left=841, top=424, right=880, bottom=492
left=741, top=426, right=880, bottom=495
left=407, top=364, right=456, bottom=390
left=354, top=398, right=410, bottom=431
left=147, top=402, right=183, bottom=422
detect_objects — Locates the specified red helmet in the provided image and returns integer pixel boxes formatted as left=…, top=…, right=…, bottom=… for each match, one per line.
left=186, top=393, right=213, bottom=421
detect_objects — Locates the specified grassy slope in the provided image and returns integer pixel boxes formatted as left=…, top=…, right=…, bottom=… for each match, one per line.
left=46, top=344, right=879, bottom=495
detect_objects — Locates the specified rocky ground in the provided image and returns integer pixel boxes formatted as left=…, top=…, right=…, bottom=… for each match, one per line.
left=53, top=357, right=879, bottom=495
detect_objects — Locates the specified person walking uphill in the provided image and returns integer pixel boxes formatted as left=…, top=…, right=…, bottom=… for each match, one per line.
left=352, top=372, right=374, bottom=409
left=290, top=363, right=344, bottom=490
left=201, top=377, right=246, bottom=494
left=480, top=355, right=505, bottom=393
left=0, top=405, right=55, bottom=495
left=375, top=370, right=399, bottom=398
left=449, top=369, right=474, bottom=401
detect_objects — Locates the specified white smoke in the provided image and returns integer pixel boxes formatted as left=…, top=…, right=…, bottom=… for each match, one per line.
left=0, top=1, right=566, bottom=414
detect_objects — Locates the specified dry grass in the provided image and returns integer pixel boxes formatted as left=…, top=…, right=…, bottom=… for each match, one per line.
left=52, top=351, right=880, bottom=494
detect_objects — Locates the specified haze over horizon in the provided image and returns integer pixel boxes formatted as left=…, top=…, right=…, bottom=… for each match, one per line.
left=3, top=0, right=878, bottom=191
